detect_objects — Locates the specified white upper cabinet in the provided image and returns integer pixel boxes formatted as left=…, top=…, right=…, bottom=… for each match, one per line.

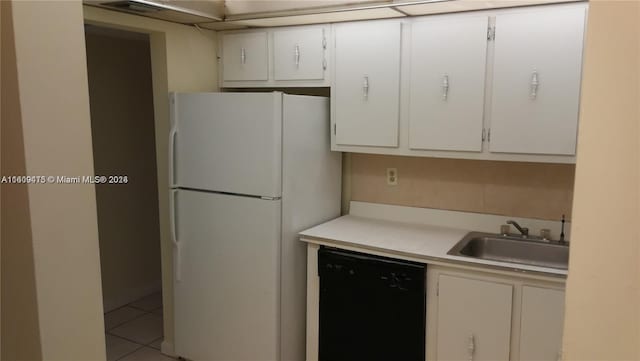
left=409, top=16, right=489, bottom=152
left=333, top=21, right=402, bottom=147
left=436, top=275, right=513, bottom=361
left=219, top=4, right=587, bottom=163
left=220, top=25, right=329, bottom=87
left=222, top=32, right=269, bottom=81
left=274, top=27, right=326, bottom=81
left=489, top=7, right=586, bottom=155
left=519, top=286, right=565, bottom=361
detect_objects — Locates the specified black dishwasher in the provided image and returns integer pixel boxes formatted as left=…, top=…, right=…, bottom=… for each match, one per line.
left=318, top=247, right=426, bottom=361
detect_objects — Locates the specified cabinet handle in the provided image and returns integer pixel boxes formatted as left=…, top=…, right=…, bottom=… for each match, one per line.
left=322, top=28, right=327, bottom=49
left=442, top=74, right=450, bottom=100
left=363, top=76, right=370, bottom=100
left=241, top=47, right=246, bottom=65
left=467, top=334, right=475, bottom=361
left=530, top=69, right=539, bottom=99
left=294, top=44, right=300, bottom=68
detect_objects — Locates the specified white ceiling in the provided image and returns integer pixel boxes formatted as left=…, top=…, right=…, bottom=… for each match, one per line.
left=88, top=0, right=585, bottom=29
left=207, top=0, right=581, bottom=29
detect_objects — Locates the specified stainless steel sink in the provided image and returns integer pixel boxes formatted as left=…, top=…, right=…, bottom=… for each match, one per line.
left=447, top=232, right=569, bottom=270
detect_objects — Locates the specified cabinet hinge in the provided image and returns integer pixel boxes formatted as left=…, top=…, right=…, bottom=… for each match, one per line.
left=333, top=123, right=336, bottom=135
left=323, top=59, right=327, bottom=70
left=482, top=128, right=486, bottom=142
left=487, top=25, right=496, bottom=41
left=487, top=128, right=491, bottom=142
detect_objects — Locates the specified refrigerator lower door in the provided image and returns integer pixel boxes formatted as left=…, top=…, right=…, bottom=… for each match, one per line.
left=173, top=189, right=281, bottom=361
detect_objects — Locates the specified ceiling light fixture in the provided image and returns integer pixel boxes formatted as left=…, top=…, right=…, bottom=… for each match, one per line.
left=223, top=0, right=451, bottom=21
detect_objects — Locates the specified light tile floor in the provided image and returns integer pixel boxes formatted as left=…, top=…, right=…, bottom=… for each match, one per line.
left=104, top=292, right=170, bottom=361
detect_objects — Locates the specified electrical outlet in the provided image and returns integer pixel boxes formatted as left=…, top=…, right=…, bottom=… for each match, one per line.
left=386, top=168, right=398, bottom=186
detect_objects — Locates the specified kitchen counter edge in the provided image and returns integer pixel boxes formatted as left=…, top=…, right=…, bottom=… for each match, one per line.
left=299, top=215, right=567, bottom=282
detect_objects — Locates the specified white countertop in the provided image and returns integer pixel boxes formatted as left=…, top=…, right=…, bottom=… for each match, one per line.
left=299, top=214, right=568, bottom=278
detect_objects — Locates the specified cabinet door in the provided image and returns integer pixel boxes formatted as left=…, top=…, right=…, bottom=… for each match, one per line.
left=274, top=27, right=325, bottom=80
left=489, top=7, right=586, bottom=155
left=519, top=286, right=565, bottom=361
left=334, top=21, right=401, bottom=147
left=409, top=16, right=488, bottom=152
left=222, top=32, right=268, bottom=81
left=436, top=275, right=513, bottom=361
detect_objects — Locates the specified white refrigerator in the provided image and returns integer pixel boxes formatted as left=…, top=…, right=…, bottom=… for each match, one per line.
left=169, top=92, right=341, bottom=361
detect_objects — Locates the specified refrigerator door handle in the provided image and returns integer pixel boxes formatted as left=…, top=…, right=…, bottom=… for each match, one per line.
left=170, top=189, right=181, bottom=282
left=169, top=125, right=178, bottom=187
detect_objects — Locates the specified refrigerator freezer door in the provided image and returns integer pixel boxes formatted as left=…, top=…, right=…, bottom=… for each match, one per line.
left=171, top=92, right=282, bottom=198
left=173, top=189, right=280, bottom=361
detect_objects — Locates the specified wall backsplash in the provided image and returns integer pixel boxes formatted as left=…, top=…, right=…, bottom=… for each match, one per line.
left=349, top=154, right=575, bottom=221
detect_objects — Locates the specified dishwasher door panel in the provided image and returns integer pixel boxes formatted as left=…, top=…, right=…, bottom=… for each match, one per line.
left=318, top=247, right=426, bottom=361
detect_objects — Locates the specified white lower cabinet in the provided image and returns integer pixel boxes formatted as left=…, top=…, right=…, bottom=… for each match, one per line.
left=429, top=267, right=566, bottom=361
left=436, top=275, right=513, bottom=361
left=518, top=286, right=565, bottom=361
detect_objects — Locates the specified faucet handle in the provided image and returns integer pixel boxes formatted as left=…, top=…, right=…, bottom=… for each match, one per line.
left=500, top=224, right=510, bottom=236
left=540, top=229, right=551, bottom=240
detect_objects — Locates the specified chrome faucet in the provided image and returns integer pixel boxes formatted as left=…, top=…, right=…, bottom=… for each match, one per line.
left=506, top=220, right=529, bottom=238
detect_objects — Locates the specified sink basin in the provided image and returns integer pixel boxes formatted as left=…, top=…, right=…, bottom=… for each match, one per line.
left=447, top=232, right=569, bottom=270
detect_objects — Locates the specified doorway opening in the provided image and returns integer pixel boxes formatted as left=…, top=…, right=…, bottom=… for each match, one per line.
left=84, top=24, right=166, bottom=361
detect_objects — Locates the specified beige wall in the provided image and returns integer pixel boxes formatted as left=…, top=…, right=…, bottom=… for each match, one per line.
left=1, top=1, right=42, bottom=359
left=85, top=29, right=162, bottom=312
left=349, top=154, right=574, bottom=221
left=1, top=1, right=3, bottom=357
left=562, top=1, right=640, bottom=360
left=83, top=5, right=218, bottom=352
left=1, top=1, right=106, bottom=360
